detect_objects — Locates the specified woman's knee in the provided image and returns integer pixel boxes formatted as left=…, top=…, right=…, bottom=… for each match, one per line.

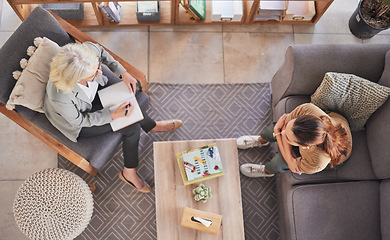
left=265, top=153, right=289, bottom=174
left=119, top=122, right=141, bottom=137
left=260, top=123, right=276, bottom=142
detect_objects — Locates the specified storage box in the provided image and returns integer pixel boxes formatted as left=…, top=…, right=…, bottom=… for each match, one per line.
left=256, top=1, right=287, bottom=22
left=259, top=0, right=287, bottom=11
left=284, top=1, right=316, bottom=21
left=255, top=14, right=282, bottom=21
left=211, top=0, right=243, bottom=22
left=43, top=3, right=84, bottom=20
left=137, top=1, right=161, bottom=22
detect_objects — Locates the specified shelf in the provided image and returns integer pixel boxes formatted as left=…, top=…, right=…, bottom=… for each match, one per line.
left=66, top=2, right=173, bottom=27
left=251, top=0, right=332, bottom=25
left=177, top=0, right=250, bottom=24
left=7, top=0, right=333, bottom=27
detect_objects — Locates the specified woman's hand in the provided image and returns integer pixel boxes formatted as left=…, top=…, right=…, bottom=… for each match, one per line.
left=286, top=157, right=302, bottom=175
left=121, top=72, right=137, bottom=93
left=111, top=102, right=134, bottom=120
left=274, top=113, right=288, bottom=134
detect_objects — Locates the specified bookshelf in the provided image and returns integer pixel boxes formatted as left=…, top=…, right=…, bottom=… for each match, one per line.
left=7, top=0, right=333, bottom=27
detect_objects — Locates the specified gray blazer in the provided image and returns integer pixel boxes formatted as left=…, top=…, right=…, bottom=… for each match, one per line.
left=43, top=42, right=127, bottom=142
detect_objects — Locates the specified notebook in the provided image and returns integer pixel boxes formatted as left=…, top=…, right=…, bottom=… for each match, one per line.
left=98, top=81, right=144, bottom=131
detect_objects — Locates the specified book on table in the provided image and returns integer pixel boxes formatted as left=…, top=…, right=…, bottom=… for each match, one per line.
left=98, top=81, right=144, bottom=131
left=176, top=143, right=224, bottom=185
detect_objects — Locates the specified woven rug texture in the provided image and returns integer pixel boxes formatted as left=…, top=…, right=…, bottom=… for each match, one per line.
left=59, top=83, right=279, bottom=240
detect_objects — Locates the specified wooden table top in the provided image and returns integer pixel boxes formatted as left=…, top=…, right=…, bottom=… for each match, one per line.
left=153, top=139, right=245, bottom=240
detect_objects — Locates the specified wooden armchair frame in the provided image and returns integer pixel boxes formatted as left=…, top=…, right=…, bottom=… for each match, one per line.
left=0, top=11, right=148, bottom=176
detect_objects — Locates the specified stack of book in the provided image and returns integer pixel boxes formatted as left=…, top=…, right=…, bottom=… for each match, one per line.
left=180, top=0, right=206, bottom=20
left=176, top=143, right=224, bottom=185
left=256, top=0, right=287, bottom=22
left=99, top=2, right=121, bottom=22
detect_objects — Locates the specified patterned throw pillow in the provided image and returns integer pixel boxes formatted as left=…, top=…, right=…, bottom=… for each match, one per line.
left=311, top=72, right=390, bottom=131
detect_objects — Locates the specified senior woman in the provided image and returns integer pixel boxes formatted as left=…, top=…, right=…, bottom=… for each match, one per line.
left=44, top=42, right=182, bottom=193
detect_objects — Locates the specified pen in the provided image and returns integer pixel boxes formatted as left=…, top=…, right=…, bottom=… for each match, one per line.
left=125, top=104, right=129, bottom=116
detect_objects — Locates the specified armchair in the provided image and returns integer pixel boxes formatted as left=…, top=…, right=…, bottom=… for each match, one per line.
left=0, top=7, right=149, bottom=176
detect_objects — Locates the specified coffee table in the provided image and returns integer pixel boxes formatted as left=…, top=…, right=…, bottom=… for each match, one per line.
left=153, top=139, right=245, bottom=240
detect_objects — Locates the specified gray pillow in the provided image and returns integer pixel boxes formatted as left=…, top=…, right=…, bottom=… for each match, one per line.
left=311, top=72, right=390, bottom=131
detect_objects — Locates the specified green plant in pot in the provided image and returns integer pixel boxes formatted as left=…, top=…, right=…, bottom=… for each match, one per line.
left=349, top=0, right=390, bottom=39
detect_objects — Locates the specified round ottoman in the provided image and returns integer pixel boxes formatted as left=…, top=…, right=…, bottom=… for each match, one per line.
left=13, top=168, right=94, bottom=240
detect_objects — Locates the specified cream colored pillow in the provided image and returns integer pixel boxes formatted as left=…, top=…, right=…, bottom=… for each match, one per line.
left=311, top=72, right=390, bottom=131
left=6, top=37, right=60, bottom=113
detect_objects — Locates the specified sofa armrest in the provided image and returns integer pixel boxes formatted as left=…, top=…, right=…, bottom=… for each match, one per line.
left=271, top=44, right=390, bottom=107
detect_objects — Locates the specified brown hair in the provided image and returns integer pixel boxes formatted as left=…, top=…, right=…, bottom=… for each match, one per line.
left=292, top=115, right=350, bottom=168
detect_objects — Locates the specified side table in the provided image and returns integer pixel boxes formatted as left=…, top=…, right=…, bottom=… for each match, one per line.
left=13, top=168, right=94, bottom=240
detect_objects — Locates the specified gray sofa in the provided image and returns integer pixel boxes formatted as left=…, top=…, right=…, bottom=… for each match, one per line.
left=272, top=44, right=390, bottom=240
left=0, top=7, right=149, bottom=175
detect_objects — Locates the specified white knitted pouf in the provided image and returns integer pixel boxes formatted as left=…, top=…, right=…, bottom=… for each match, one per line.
left=13, top=168, right=94, bottom=240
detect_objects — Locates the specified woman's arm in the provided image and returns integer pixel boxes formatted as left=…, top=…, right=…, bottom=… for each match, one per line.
left=84, top=42, right=138, bottom=93
left=273, top=114, right=302, bottom=174
left=58, top=101, right=112, bottom=128
left=120, top=72, right=137, bottom=93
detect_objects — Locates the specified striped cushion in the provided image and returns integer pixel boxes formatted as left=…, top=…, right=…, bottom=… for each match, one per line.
left=311, top=72, right=390, bottom=131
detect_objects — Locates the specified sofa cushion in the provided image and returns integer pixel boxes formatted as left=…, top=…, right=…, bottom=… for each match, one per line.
left=31, top=112, right=122, bottom=170
left=378, top=50, right=390, bottom=87
left=288, top=181, right=381, bottom=240
left=273, top=96, right=310, bottom=122
left=336, top=130, right=376, bottom=180
left=271, top=44, right=390, bottom=107
left=381, top=180, right=390, bottom=239
left=366, top=51, right=390, bottom=179
left=7, top=37, right=60, bottom=113
left=0, top=7, right=73, bottom=105
left=366, top=97, right=390, bottom=179
left=311, top=72, right=390, bottom=131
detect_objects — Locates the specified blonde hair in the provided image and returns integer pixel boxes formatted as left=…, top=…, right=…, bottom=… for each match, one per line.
left=49, top=43, right=99, bottom=92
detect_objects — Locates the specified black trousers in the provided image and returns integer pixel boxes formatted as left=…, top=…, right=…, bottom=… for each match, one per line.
left=79, top=111, right=155, bottom=169
left=79, top=93, right=156, bottom=168
left=79, top=67, right=156, bottom=168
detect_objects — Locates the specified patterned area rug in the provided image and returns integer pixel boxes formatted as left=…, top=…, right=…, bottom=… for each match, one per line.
left=59, top=83, right=279, bottom=240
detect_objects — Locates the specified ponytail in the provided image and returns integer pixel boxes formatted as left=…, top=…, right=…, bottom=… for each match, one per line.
left=319, top=116, right=350, bottom=168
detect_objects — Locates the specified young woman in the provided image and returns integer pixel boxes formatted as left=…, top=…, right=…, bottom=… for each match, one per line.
left=237, top=103, right=352, bottom=177
left=44, top=42, right=182, bottom=193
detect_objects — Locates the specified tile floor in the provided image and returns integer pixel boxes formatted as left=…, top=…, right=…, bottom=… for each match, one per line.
left=0, top=0, right=389, bottom=238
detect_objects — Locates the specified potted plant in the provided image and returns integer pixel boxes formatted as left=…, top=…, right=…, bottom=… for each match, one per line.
left=349, top=0, right=390, bottom=39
